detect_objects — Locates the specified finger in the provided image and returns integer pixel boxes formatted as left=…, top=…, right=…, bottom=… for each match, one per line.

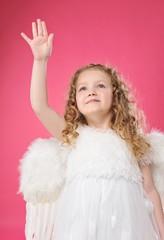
left=32, top=22, right=37, bottom=38
left=48, top=33, right=54, bottom=45
left=21, top=32, right=32, bottom=44
left=37, top=19, right=43, bottom=36
left=42, top=21, right=48, bottom=37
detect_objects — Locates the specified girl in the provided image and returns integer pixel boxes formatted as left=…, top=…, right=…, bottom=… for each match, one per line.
left=20, top=19, right=164, bottom=239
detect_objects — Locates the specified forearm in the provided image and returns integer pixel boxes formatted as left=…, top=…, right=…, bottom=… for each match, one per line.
left=147, top=189, right=164, bottom=239
left=30, top=59, right=48, bottom=112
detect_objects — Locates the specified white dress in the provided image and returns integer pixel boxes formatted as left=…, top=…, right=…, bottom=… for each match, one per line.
left=52, top=125, right=161, bottom=240
left=19, top=125, right=164, bottom=240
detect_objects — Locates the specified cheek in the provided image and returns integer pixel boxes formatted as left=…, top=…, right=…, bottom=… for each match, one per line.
left=103, top=91, right=113, bottom=101
left=76, top=93, right=84, bottom=103
left=75, top=94, right=82, bottom=109
left=103, top=93, right=113, bottom=109
left=75, top=94, right=78, bottom=103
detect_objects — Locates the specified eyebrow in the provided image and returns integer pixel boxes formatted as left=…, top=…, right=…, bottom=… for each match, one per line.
left=76, top=80, right=108, bottom=88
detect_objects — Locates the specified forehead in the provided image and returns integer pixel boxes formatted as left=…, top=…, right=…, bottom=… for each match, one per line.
left=76, top=69, right=111, bottom=86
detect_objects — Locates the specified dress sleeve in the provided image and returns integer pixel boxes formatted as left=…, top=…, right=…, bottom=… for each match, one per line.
left=140, top=130, right=164, bottom=207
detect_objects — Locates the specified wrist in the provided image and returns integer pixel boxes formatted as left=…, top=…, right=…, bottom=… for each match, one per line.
left=33, top=58, right=48, bottom=63
left=32, top=59, right=48, bottom=71
left=33, top=59, right=48, bottom=65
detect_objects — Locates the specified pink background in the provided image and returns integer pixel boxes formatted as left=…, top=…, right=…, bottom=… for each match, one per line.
left=1, top=0, right=164, bottom=239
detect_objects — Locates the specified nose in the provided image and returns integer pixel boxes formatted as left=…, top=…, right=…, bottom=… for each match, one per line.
left=88, top=88, right=97, bottom=96
left=88, top=92, right=96, bottom=96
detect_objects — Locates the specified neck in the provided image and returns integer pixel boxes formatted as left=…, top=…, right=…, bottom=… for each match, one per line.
left=84, top=113, right=112, bottom=130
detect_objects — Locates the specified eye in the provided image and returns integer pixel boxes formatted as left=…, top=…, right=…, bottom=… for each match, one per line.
left=97, top=84, right=105, bottom=88
left=79, top=86, right=87, bottom=91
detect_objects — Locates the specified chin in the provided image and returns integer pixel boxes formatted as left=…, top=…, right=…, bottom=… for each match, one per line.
left=83, top=110, right=104, bottom=117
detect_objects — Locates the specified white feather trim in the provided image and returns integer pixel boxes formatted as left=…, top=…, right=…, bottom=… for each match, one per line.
left=66, top=125, right=143, bottom=184
left=143, top=130, right=164, bottom=206
left=18, top=138, right=71, bottom=204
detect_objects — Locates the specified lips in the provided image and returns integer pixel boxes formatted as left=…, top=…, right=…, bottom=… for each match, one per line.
left=86, top=99, right=100, bottom=104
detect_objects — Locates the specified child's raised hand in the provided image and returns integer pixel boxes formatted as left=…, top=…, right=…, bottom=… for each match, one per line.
left=21, top=19, right=54, bottom=61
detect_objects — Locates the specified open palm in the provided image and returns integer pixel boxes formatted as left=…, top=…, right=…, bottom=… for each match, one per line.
left=21, top=19, right=54, bottom=61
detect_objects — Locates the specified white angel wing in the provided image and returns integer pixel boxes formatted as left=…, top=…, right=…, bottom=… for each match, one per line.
left=18, top=137, right=71, bottom=203
left=145, top=130, right=164, bottom=207
left=25, top=201, right=60, bottom=240
left=18, top=137, right=71, bottom=239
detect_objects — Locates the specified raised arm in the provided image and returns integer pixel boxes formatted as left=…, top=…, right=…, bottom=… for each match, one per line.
left=21, top=19, right=66, bottom=141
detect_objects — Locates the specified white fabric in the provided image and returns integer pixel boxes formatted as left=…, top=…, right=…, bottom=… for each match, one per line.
left=19, top=138, right=71, bottom=203
left=66, top=125, right=143, bottom=184
left=19, top=125, right=164, bottom=239
left=53, top=177, right=160, bottom=240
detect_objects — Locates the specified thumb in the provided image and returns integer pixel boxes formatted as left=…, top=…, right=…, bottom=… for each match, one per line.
left=21, top=32, right=31, bottom=45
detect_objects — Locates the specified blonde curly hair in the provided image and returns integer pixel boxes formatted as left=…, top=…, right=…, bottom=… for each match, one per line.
left=62, top=63, right=150, bottom=161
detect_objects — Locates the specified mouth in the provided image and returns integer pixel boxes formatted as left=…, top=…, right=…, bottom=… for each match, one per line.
left=86, top=99, right=100, bottom=104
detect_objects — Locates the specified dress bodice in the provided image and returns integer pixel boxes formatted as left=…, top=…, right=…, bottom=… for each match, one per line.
left=66, top=125, right=143, bottom=184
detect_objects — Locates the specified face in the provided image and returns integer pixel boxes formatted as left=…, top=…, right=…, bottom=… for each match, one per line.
left=75, top=70, right=113, bottom=119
